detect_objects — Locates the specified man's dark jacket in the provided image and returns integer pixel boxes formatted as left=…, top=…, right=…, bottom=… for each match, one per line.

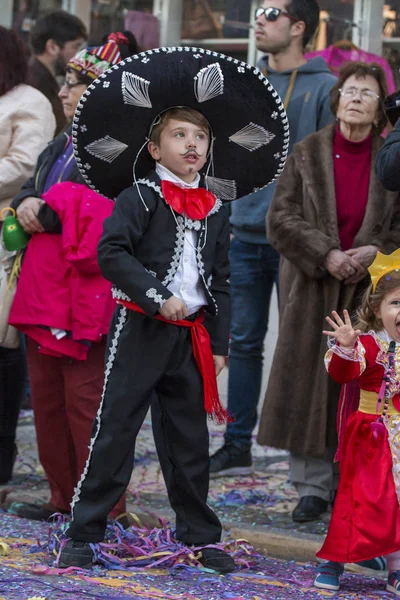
left=28, top=56, right=66, bottom=136
left=375, top=118, right=400, bottom=191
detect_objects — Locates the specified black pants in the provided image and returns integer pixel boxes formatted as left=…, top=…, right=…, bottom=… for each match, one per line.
left=68, top=307, right=222, bottom=544
left=0, top=345, right=26, bottom=441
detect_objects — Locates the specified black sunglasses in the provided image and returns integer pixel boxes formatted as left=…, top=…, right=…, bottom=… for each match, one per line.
left=255, top=7, right=299, bottom=22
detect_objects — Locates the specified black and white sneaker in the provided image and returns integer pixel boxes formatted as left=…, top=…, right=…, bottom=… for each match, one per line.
left=209, top=443, right=253, bottom=478
left=58, top=540, right=94, bottom=569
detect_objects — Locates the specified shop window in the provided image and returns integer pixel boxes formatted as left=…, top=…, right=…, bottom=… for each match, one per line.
left=12, top=0, right=62, bottom=41
left=313, top=0, right=356, bottom=49
left=90, top=0, right=153, bottom=46
left=180, top=0, right=252, bottom=61
left=383, top=2, right=400, bottom=89
left=181, top=0, right=251, bottom=40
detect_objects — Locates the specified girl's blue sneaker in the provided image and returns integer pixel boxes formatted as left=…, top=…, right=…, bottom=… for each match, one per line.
left=314, top=561, right=344, bottom=591
left=387, top=571, right=400, bottom=596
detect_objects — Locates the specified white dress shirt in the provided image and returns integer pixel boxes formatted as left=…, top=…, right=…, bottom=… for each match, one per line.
left=156, top=163, right=207, bottom=314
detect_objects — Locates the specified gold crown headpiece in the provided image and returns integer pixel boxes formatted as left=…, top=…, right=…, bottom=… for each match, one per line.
left=368, top=248, right=400, bottom=291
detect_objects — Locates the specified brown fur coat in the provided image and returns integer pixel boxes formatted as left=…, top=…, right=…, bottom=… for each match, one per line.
left=257, top=124, right=400, bottom=457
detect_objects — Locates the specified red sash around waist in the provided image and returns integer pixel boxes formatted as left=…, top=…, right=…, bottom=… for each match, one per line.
left=116, top=299, right=233, bottom=425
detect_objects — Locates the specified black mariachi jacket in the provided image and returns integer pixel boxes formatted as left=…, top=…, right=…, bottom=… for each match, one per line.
left=98, top=171, right=231, bottom=356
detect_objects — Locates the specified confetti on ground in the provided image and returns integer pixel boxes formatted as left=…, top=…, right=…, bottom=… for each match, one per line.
left=0, top=512, right=396, bottom=600
left=0, top=412, right=393, bottom=598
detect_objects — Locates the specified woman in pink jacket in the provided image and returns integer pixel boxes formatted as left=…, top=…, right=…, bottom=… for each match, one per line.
left=8, top=37, right=128, bottom=521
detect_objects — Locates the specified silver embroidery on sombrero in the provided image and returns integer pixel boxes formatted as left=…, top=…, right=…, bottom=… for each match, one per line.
left=122, top=71, right=152, bottom=108
left=384, top=415, right=400, bottom=506
left=71, top=305, right=127, bottom=513
left=72, top=47, right=290, bottom=195
left=205, top=176, right=237, bottom=201
left=194, top=63, right=224, bottom=103
left=85, top=135, right=128, bottom=163
left=229, top=123, right=276, bottom=152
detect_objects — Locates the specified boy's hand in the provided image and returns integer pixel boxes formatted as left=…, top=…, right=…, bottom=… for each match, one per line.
left=159, top=296, right=188, bottom=321
left=213, top=355, right=225, bottom=376
left=322, top=309, right=361, bottom=349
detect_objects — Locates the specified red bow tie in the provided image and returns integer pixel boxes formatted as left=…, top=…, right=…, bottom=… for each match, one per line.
left=161, top=180, right=216, bottom=220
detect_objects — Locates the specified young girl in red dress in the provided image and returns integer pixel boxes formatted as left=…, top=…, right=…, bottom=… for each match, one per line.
left=314, top=249, right=400, bottom=596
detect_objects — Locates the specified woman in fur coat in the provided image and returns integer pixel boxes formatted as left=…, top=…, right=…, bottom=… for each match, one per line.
left=257, top=62, right=400, bottom=523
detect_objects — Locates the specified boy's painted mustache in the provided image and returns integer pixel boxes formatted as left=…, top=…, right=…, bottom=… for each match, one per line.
left=181, top=149, right=203, bottom=157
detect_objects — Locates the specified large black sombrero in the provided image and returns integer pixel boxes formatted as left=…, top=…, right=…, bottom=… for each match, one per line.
left=72, top=46, right=289, bottom=201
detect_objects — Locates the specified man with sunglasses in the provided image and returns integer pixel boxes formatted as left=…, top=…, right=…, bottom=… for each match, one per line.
left=210, top=0, right=337, bottom=523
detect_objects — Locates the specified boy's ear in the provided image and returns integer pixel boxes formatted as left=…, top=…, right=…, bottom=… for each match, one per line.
left=148, top=140, right=160, bottom=160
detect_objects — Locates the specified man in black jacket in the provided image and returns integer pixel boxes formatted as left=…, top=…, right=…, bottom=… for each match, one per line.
left=375, top=90, right=400, bottom=191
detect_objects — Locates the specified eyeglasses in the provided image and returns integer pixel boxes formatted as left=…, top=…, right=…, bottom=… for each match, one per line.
left=62, top=80, right=84, bottom=90
left=255, top=7, right=299, bottom=22
left=339, top=87, right=380, bottom=103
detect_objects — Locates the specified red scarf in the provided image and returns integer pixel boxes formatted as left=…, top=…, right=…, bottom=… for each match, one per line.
left=116, top=299, right=233, bottom=425
left=161, top=180, right=216, bottom=220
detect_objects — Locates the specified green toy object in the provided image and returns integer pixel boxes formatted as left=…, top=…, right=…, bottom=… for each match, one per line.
left=0, top=208, right=29, bottom=251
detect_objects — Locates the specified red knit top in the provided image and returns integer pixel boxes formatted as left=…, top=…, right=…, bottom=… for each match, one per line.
left=333, top=127, right=372, bottom=251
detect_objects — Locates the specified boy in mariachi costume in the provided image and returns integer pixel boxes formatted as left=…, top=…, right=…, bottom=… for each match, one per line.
left=59, top=46, right=288, bottom=572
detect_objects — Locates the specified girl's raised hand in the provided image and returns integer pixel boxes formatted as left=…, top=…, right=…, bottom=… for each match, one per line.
left=323, top=310, right=361, bottom=349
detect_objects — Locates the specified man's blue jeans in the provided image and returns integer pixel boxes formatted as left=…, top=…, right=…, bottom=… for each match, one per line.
left=225, top=238, right=279, bottom=448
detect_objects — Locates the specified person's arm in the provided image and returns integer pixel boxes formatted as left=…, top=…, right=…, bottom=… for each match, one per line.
left=204, top=209, right=231, bottom=356
left=38, top=169, right=87, bottom=234
left=97, top=187, right=174, bottom=316
left=325, top=342, right=366, bottom=383
left=12, top=143, right=72, bottom=234
left=375, top=119, right=400, bottom=191
left=375, top=190, right=400, bottom=254
left=316, top=78, right=336, bottom=131
left=267, top=152, right=339, bottom=278
left=37, top=203, right=62, bottom=233
left=10, top=174, right=40, bottom=210
left=10, top=142, right=50, bottom=230
left=323, top=310, right=366, bottom=383
left=0, top=94, right=55, bottom=204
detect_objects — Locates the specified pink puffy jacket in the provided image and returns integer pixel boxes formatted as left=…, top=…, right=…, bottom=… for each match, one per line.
left=9, top=182, right=114, bottom=360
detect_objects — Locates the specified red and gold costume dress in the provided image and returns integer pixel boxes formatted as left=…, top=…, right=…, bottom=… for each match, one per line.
left=317, top=331, right=400, bottom=563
